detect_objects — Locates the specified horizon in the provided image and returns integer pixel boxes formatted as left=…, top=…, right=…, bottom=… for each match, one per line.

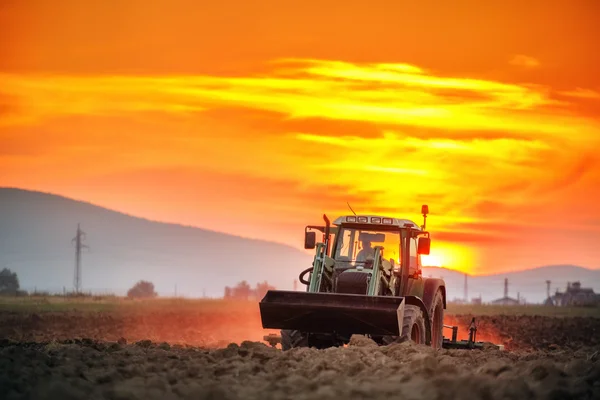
left=2, top=1, right=600, bottom=275
left=2, top=186, right=598, bottom=281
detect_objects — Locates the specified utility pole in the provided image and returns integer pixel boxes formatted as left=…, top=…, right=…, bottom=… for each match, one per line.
left=504, top=278, right=508, bottom=298
left=71, top=223, right=89, bottom=294
left=546, top=280, right=551, bottom=299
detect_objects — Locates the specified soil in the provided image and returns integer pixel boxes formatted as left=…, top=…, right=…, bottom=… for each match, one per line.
left=1, top=311, right=599, bottom=400
left=0, top=308, right=270, bottom=348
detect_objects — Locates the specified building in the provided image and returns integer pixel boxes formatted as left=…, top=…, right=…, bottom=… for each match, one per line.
left=490, top=296, right=520, bottom=306
left=550, top=281, right=600, bottom=307
left=490, top=278, right=521, bottom=305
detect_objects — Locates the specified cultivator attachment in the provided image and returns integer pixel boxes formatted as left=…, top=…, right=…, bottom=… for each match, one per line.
left=441, top=318, right=504, bottom=351
left=259, top=290, right=424, bottom=337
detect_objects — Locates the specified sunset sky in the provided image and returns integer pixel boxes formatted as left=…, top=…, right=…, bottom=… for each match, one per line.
left=1, top=0, right=600, bottom=275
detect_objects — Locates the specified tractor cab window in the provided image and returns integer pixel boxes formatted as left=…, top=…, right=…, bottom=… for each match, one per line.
left=409, top=237, right=419, bottom=273
left=334, top=227, right=401, bottom=266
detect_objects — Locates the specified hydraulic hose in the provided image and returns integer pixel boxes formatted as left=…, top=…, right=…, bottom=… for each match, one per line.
left=298, top=267, right=314, bottom=286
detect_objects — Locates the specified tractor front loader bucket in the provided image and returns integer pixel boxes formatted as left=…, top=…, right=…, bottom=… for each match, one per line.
left=259, top=290, right=422, bottom=337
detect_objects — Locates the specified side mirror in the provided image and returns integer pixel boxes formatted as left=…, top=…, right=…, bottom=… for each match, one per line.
left=304, top=231, right=316, bottom=249
left=417, top=237, right=431, bottom=255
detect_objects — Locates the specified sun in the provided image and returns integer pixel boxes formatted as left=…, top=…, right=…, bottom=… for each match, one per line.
left=420, top=242, right=475, bottom=274
left=421, top=254, right=442, bottom=268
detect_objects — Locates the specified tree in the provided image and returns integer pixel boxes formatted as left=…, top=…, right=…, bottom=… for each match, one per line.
left=224, top=280, right=276, bottom=300
left=255, top=281, right=276, bottom=299
left=0, top=268, right=19, bottom=295
left=233, top=280, right=252, bottom=300
left=127, top=280, right=158, bottom=299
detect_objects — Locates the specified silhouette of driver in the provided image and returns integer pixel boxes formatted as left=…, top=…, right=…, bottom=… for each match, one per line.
left=356, top=239, right=375, bottom=262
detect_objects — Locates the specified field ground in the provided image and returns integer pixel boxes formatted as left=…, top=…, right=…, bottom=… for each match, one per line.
left=3, top=296, right=600, bottom=317
left=1, top=296, right=600, bottom=349
left=1, top=296, right=600, bottom=399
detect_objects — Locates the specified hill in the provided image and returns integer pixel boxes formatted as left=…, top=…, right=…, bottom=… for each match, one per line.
left=0, top=188, right=312, bottom=297
left=1, top=188, right=599, bottom=302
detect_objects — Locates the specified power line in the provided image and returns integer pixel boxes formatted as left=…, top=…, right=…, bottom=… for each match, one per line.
left=71, top=223, right=89, bottom=293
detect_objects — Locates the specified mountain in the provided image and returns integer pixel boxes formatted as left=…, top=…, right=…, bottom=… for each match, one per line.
left=0, top=188, right=313, bottom=297
left=423, top=265, right=600, bottom=304
left=2, top=188, right=599, bottom=302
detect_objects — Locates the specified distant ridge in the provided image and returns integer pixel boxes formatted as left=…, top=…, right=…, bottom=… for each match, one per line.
left=0, top=187, right=295, bottom=247
left=0, top=187, right=312, bottom=297
left=424, top=264, right=598, bottom=277
left=1, top=187, right=598, bottom=302
left=423, top=265, right=600, bottom=303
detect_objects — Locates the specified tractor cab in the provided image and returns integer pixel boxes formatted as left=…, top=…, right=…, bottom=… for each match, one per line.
left=303, top=213, right=431, bottom=297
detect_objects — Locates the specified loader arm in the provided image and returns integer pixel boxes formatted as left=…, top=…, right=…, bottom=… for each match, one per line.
left=366, top=246, right=395, bottom=296
left=308, top=243, right=334, bottom=293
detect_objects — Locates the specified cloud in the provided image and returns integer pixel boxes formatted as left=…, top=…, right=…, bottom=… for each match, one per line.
left=509, top=54, right=540, bottom=68
left=290, top=130, right=578, bottom=226
left=1, top=58, right=596, bottom=139
left=558, top=88, right=600, bottom=100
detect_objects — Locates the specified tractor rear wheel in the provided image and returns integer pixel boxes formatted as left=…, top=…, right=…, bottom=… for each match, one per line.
left=429, top=289, right=445, bottom=349
left=280, top=329, right=308, bottom=350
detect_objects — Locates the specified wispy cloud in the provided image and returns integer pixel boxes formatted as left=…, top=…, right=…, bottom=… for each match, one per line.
left=509, top=54, right=540, bottom=68
left=0, top=59, right=595, bottom=138
left=558, top=87, right=600, bottom=100
left=292, top=130, right=577, bottom=227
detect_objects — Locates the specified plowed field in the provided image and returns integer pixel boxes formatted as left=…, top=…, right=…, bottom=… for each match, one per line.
left=1, top=299, right=599, bottom=400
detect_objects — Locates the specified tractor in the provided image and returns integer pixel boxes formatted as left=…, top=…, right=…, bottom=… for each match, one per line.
left=259, top=205, right=501, bottom=351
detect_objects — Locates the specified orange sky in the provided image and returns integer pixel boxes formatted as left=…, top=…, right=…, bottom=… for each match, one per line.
left=1, top=0, right=600, bottom=274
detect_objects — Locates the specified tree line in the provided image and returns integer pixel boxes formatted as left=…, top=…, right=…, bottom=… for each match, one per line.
left=1, top=268, right=275, bottom=300
left=224, top=280, right=275, bottom=300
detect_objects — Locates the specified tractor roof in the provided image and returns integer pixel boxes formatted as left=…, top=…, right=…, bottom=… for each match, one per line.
left=332, top=215, right=422, bottom=230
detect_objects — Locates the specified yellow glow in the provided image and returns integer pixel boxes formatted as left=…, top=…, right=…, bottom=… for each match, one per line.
left=421, top=242, right=476, bottom=274
left=421, top=255, right=442, bottom=268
